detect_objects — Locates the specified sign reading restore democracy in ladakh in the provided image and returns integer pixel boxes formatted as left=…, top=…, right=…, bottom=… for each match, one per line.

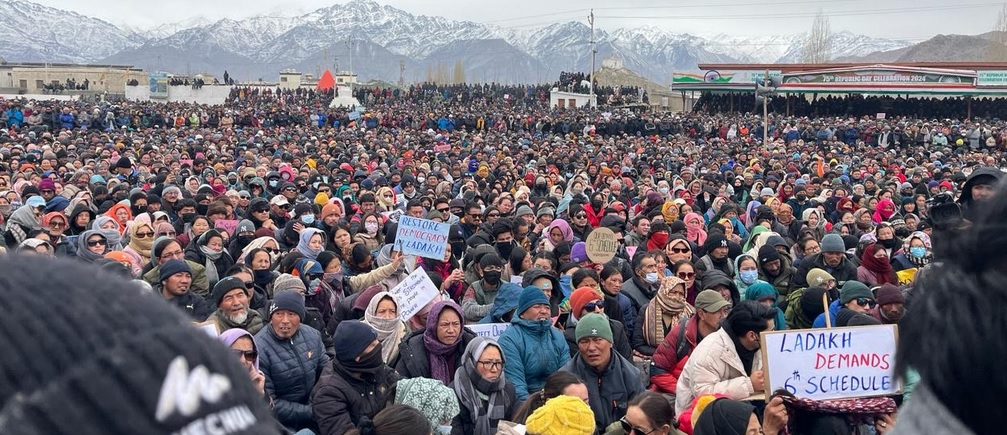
left=395, top=216, right=450, bottom=260
left=389, top=267, right=441, bottom=321
left=760, top=325, right=900, bottom=401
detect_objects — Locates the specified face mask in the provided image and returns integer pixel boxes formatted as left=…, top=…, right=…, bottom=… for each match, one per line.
left=181, top=213, right=197, bottom=224
left=307, top=278, right=321, bottom=295
left=558, top=274, right=573, bottom=298
left=348, top=344, right=384, bottom=369
left=910, top=246, right=926, bottom=258
left=495, top=240, right=514, bottom=260
left=131, top=205, right=145, bottom=215
left=645, top=272, right=660, bottom=284
left=365, top=222, right=379, bottom=234
left=301, top=214, right=315, bottom=225
left=451, top=241, right=465, bottom=259
left=879, top=238, right=898, bottom=250
left=268, top=179, right=278, bottom=188
left=436, top=425, right=452, bottom=435
left=659, top=187, right=670, bottom=195
left=590, top=199, right=603, bottom=210
left=796, top=194, right=807, bottom=201
left=483, top=270, right=502, bottom=285
left=323, top=271, right=342, bottom=284
left=740, top=269, right=759, bottom=285
left=253, top=269, right=273, bottom=283
left=417, top=176, right=426, bottom=184
left=298, top=185, right=309, bottom=194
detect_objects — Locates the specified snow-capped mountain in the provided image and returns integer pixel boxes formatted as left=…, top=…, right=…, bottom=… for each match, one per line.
left=0, top=0, right=144, bottom=64
left=0, top=0, right=915, bottom=84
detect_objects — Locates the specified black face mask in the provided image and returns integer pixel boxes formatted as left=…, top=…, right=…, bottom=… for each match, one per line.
left=345, top=344, right=384, bottom=370
left=131, top=205, right=146, bottom=215
left=451, top=241, right=466, bottom=259
left=253, top=269, right=273, bottom=284
left=796, top=194, right=807, bottom=201
left=181, top=212, right=197, bottom=224
left=298, top=184, right=309, bottom=194
left=879, top=238, right=898, bottom=250
left=591, top=199, right=603, bottom=210
left=495, top=240, right=515, bottom=261
left=483, top=270, right=502, bottom=286
left=195, top=204, right=209, bottom=216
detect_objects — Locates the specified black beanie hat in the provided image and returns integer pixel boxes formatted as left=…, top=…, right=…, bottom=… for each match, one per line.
left=332, top=320, right=377, bottom=363
left=0, top=256, right=279, bottom=433
left=758, top=244, right=782, bottom=265
left=705, top=232, right=728, bottom=253
left=212, top=276, right=248, bottom=307
left=115, top=156, right=132, bottom=169
left=351, top=243, right=370, bottom=265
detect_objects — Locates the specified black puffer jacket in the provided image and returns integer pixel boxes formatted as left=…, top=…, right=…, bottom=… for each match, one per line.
left=254, top=324, right=330, bottom=431
left=394, top=327, right=477, bottom=380
left=311, top=361, right=398, bottom=435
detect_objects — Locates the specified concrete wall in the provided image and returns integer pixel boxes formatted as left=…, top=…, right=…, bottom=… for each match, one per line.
left=125, top=85, right=234, bottom=105
left=0, top=66, right=145, bottom=92
left=550, top=90, right=596, bottom=109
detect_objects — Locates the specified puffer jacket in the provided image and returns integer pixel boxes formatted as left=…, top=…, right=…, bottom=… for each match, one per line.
left=561, top=349, right=644, bottom=430
left=394, top=327, right=478, bottom=380
left=498, top=317, right=571, bottom=401
left=254, top=324, right=330, bottom=431
left=674, top=328, right=763, bottom=415
left=650, top=315, right=701, bottom=394
left=563, top=317, right=633, bottom=362
left=311, top=361, right=398, bottom=435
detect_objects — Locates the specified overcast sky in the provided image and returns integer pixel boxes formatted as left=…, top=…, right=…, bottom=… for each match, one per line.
left=30, top=0, right=1002, bottom=41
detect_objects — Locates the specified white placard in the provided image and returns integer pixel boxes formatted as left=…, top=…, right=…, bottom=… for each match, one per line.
left=509, top=275, right=524, bottom=285
left=468, top=323, right=510, bottom=339
left=760, top=324, right=900, bottom=401
left=389, top=267, right=441, bottom=321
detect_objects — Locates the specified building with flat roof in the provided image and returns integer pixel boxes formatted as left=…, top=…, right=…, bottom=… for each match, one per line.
left=0, top=61, right=146, bottom=93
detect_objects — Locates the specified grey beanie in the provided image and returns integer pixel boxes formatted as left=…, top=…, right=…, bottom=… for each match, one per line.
left=821, top=234, right=845, bottom=253
left=516, top=205, right=534, bottom=218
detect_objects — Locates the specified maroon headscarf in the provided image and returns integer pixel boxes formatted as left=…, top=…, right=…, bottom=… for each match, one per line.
left=423, top=300, right=465, bottom=385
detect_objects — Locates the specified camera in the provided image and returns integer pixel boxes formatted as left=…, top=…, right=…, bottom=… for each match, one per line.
left=927, top=192, right=962, bottom=230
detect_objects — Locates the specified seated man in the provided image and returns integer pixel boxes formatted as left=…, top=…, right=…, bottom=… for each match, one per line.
left=499, top=286, right=570, bottom=401
left=204, top=276, right=265, bottom=334
left=158, top=259, right=213, bottom=321
left=255, top=290, right=329, bottom=432
left=561, top=313, right=644, bottom=430
left=675, top=300, right=776, bottom=415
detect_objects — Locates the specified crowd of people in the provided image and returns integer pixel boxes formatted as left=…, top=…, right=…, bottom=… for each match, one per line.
left=0, top=78, right=1002, bottom=435
left=695, top=93, right=1007, bottom=120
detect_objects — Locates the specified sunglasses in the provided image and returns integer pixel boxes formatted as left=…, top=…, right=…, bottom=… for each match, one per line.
left=243, top=281, right=255, bottom=288
left=487, top=213, right=500, bottom=218
left=261, top=247, right=277, bottom=254
left=253, top=208, right=269, bottom=213
left=383, top=194, right=393, bottom=199
left=583, top=299, right=605, bottom=312
left=282, top=187, right=297, bottom=192
left=279, top=205, right=291, bottom=210
left=240, top=196, right=251, bottom=200
left=677, top=272, right=696, bottom=280
left=620, top=417, right=657, bottom=435
left=437, top=207, right=450, bottom=213
left=49, top=221, right=66, bottom=229
left=230, top=349, right=258, bottom=362
left=158, top=231, right=177, bottom=238
left=135, top=231, right=155, bottom=239
left=574, top=214, right=587, bottom=218
left=318, top=189, right=331, bottom=194
left=671, top=247, right=691, bottom=254
left=855, top=298, right=877, bottom=308
left=86, top=239, right=107, bottom=247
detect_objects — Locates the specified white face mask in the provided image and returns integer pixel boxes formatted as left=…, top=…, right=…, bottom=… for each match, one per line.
left=645, top=272, right=660, bottom=284
left=365, top=222, right=379, bottom=234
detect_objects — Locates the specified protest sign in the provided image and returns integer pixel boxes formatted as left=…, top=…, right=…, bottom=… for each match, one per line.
left=625, top=246, right=637, bottom=259
left=760, top=325, right=900, bottom=401
left=468, top=323, right=510, bottom=339
left=395, top=215, right=450, bottom=260
left=382, top=209, right=403, bottom=223
left=585, top=227, right=618, bottom=264
left=510, top=275, right=524, bottom=285
left=214, top=219, right=239, bottom=236
left=434, top=143, right=451, bottom=152
left=389, top=267, right=441, bottom=321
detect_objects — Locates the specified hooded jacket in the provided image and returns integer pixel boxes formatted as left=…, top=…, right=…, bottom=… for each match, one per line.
left=958, top=167, right=1005, bottom=221
left=698, top=269, right=741, bottom=306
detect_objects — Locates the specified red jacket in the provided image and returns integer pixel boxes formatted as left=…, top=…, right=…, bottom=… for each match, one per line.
left=650, top=315, right=701, bottom=394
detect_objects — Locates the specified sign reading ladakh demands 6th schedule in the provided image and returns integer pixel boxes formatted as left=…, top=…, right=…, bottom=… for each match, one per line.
left=389, top=267, right=441, bottom=321
left=585, top=227, right=618, bottom=264
left=395, top=216, right=450, bottom=260
left=760, top=324, right=900, bottom=401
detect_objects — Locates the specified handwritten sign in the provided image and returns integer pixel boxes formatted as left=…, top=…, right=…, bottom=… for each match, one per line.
left=468, top=323, right=510, bottom=339
left=510, top=275, right=524, bottom=285
left=395, top=215, right=450, bottom=260
left=382, top=209, right=403, bottom=223
left=434, top=143, right=451, bottom=152
left=214, top=219, right=239, bottom=236
left=585, top=227, right=617, bottom=264
left=389, top=267, right=441, bottom=321
left=760, top=325, right=900, bottom=401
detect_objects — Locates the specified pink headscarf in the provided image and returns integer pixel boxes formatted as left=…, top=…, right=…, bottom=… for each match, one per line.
left=684, top=212, right=707, bottom=246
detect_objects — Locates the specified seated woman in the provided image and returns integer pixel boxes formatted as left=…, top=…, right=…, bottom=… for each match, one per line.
left=395, top=300, right=476, bottom=385
left=632, top=276, right=695, bottom=357
left=362, top=291, right=408, bottom=367
left=450, top=336, right=518, bottom=435
left=185, top=229, right=234, bottom=289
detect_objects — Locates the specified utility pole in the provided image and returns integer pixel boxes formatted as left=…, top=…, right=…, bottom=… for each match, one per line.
left=763, top=69, right=769, bottom=146
left=345, top=39, right=357, bottom=75
left=399, top=60, right=405, bottom=87
left=589, top=9, right=596, bottom=106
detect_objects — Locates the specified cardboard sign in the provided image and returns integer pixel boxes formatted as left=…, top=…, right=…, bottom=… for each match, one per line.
left=395, top=215, right=450, bottom=260
left=434, top=143, right=451, bottom=152
left=585, top=227, right=617, bottom=264
left=468, top=323, right=510, bottom=339
left=510, top=275, right=524, bottom=285
left=214, top=219, right=239, bottom=236
left=760, top=325, right=900, bottom=401
left=389, top=267, right=441, bottom=321
left=876, top=113, right=886, bottom=120
left=382, top=209, right=403, bottom=223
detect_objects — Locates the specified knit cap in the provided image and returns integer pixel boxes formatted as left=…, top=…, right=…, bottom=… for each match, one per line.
left=394, top=377, right=461, bottom=428
left=272, top=273, right=306, bottom=294
left=517, top=285, right=551, bottom=315
left=821, top=234, right=845, bottom=253
left=704, top=232, right=728, bottom=253
left=515, top=205, right=534, bottom=218
left=570, top=242, right=589, bottom=264
left=211, top=276, right=249, bottom=306
left=839, top=280, right=873, bottom=304
left=758, top=244, right=781, bottom=265
left=805, top=268, right=835, bottom=287
left=526, top=395, right=596, bottom=435
left=575, top=313, right=613, bottom=343
left=269, top=289, right=306, bottom=320
left=0, top=256, right=278, bottom=433
left=874, top=283, right=905, bottom=306
left=158, top=259, right=191, bottom=282
left=332, top=320, right=377, bottom=363
left=569, top=287, right=602, bottom=320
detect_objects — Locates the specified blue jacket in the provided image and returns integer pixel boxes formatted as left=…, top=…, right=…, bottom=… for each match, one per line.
left=5, top=109, right=23, bottom=127
left=59, top=113, right=75, bottom=129
left=812, top=299, right=842, bottom=328
left=498, top=317, right=570, bottom=401
left=255, top=324, right=330, bottom=431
